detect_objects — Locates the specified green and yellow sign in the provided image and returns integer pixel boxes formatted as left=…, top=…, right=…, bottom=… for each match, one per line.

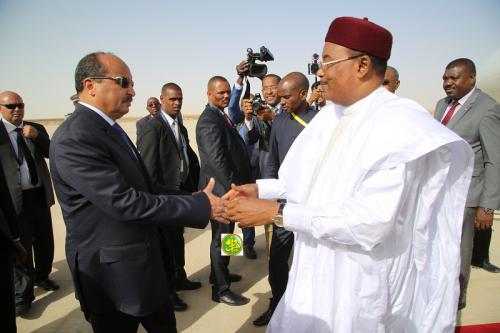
left=221, top=233, right=243, bottom=256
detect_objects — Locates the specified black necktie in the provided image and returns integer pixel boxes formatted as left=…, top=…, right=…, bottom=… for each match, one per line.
left=112, top=123, right=138, bottom=159
left=15, top=128, right=39, bottom=185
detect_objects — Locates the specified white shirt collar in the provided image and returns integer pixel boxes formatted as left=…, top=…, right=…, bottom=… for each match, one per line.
left=78, top=101, right=116, bottom=126
left=1, top=118, right=24, bottom=133
left=341, top=87, right=386, bottom=116
left=160, top=109, right=177, bottom=127
left=456, top=87, right=476, bottom=106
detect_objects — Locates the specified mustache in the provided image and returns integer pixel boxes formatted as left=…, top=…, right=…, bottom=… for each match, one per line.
left=123, top=96, right=133, bottom=103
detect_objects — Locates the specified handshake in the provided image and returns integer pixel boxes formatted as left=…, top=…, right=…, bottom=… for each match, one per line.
left=202, top=178, right=280, bottom=228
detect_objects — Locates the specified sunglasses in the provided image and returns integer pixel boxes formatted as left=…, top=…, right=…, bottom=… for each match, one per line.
left=0, top=103, right=25, bottom=110
left=87, top=76, right=132, bottom=88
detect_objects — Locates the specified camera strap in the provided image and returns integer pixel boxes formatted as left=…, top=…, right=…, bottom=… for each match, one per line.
left=243, top=76, right=251, bottom=100
left=291, top=112, right=308, bottom=127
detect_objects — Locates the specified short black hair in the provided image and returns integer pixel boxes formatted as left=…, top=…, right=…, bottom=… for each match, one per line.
left=446, top=58, right=476, bottom=75
left=207, top=76, right=228, bottom=90
left=74, top=52, right=111, bottom=93
left=262, top=74, right=281, bottom=82
left=161, top=82, right=182, bottom=94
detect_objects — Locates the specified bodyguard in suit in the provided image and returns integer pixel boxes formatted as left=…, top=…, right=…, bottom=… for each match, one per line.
left=196, top=76, right=252, bottom=306
left=435, top=58, right=500, bottom=310
left=50, top=52, right=223, bottom=333
left=0, top=91, right=59, bottom=308
left=137, top=82, right=202, bottom=311
left=0, top=163, right=27, bottom=330
left=135, top=96, right=160, bottom=141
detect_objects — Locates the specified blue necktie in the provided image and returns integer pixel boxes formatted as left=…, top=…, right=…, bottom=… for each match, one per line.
left=112, top=123, right=138, bottom=159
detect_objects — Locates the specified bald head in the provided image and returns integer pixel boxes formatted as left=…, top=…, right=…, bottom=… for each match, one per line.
left=277, top=72, right=309, bottom=114
left=0, top=91, right=25, bottom=126
left=383, top=66, right=400, bottom=93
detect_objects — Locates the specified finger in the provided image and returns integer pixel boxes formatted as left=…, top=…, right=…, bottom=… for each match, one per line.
left=204, top=177, right=215, bottom=194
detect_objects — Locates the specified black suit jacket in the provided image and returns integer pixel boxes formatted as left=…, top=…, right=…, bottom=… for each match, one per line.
left=0, top=165, right=19, bottom=252
left=137, top=113, right=200, bottom=192
left=135, top=115, right=152, bottom=144
left=49, top=104, right=210, bottom=317
left=196, top=104, right=251, bottom=196
left=0, top=120, right=54, bottom=215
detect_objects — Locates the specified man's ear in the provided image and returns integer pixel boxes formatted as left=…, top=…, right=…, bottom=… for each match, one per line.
left=84, top=79, right=97, bottom=97
left=355, top=55, right=370, bottom=79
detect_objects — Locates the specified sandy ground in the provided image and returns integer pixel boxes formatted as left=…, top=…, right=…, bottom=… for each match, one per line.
left=16, top=117, right=500, bottom=332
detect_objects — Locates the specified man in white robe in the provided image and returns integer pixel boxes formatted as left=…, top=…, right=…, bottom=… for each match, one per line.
left=224, top=16, right=474, bottom=332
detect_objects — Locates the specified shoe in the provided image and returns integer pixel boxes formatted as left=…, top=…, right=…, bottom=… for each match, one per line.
left=15, top=302, right=30, bottom=317
left=175, top=278, right=202, bottom=291
left=170, top=293, right=188, bottom=311
left=212, top=290, right=249, bottom=306
left=209, top=273, right=242, bottom=284
left=244, top=246, right=257, bottom=260
left=35, top=278, right=60, bottom=291
left=253, top=306, right=275, bottom=326
left=482, top=261, right=500, bottom=273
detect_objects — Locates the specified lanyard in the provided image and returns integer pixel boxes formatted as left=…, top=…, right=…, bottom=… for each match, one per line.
left=291, top=112, right=308, bottom=127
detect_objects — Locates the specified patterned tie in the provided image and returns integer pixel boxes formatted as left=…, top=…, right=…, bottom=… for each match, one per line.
left=15, top=128, right=39, bottom=185
left=223, top=113, right=234, bottom=128
left=112, top=123, right=138, bottom=159
left=441, top=100, right=459, bottom=126
left=172, top=119, right=189, bottom=182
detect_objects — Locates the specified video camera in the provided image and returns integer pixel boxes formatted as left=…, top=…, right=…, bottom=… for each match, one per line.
left=246, top=46, right=274, bottom=78
left=308, top=53, right=320, bottom=75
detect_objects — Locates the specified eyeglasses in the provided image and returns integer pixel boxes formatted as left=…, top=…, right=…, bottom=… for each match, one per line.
left=0, top=103, right=25, bottom=110
left=147, top=102, right=159, bottom=107
left=87, top=76, right=132, bottom=88
left=262, top=85, right=278, bottom=93
left=319, top=54, right=364, bottom=70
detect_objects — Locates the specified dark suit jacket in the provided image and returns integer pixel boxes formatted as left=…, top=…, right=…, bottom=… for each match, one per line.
left=49, top=104, right=210, bottom=317
left=0, top=165, right=19, bottom=252
left=434, top=88, right=500, bottom=209
left=196, top=104, right=251, bottom=196
left=137, top=113, right=200, bottom=192
left=0, top=120, right=54, bottom=215
left=135, top=115, right=152, bottom=142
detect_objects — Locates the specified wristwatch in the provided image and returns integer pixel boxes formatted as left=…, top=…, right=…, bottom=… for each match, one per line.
left=272, top=201, right=286, bottom=228
left=482, top=207, right=495, bottom=214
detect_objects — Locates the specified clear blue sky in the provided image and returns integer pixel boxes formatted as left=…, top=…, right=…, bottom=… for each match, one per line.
left=1, top=0, right=499, bottom=119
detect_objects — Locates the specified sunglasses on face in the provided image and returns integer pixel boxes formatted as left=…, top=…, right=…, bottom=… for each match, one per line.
left=0, top=103, right=25, bottom=110
left=87, top=76, right=132, bottom=88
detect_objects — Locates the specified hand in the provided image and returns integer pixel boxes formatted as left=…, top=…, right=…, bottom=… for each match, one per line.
left=241, top=99, right=254, bottom=120
left=475, top=207, right=494, bottom=230
left=23, top=125, right=39, bottom=139
left=202, top=178, right=230, bottom=224
left=257, top=105, right=275, bottom=121
left=307, top=89, right=319, bottom=106
left=236, top=60, right=249, bottom=76
left=222, top=183, right=258, bottom=201
left=14, top=240, right=27, bottom=265
left=225, top=197, right=279, bottom=227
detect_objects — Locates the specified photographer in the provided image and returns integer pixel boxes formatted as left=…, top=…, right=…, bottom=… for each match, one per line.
left=307, top=82, right=327, bottom=110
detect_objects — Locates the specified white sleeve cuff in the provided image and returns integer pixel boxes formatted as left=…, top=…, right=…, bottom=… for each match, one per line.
left=245, top=118, right=254, bottom=130
left=234, top=83, right=242, bottom=90
left=257, top=178, right=286, bottom=200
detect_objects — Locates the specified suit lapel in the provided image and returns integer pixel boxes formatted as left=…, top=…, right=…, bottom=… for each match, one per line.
left=448, top=89, right=480, bottom=129
left=154, top=115, right=180, bottom=155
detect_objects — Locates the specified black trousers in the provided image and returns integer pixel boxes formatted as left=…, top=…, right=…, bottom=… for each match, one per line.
left=0, top=248, right=16, bottom=333
left=19, top=187, right=54, bottom=281
left=471, top=228, right=493, bottom=265
left=159, top=226, right=186, bottom=290
left=89, top=302, right=176, bottom=333
left=268, top=226, right=294, bottom=309
left=209, top=220, right=235, bottom=294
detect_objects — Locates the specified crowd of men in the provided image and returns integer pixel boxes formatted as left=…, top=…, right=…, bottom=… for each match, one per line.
left=1, top=15, right=498, bottom=333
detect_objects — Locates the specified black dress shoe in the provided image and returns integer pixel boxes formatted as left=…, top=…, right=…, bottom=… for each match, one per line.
left=170, top=293, right=188, bottom=311
left=253, top=306, right=275, bottom=326
left=35, top=278, right=60, bottom=291
left=212, top=290, right=249, bottom=306
left=244, top=246, right=257, bottom=259
left=175, top=278, right=202, bottom=291
left=15, top=302, right=31, bottom=317
left=482, top=261, right=500, bottom=273
left=209, top=273, right=242, bottom=284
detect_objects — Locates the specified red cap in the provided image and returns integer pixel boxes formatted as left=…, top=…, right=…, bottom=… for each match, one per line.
left=325, top=17, right=392, bottom=60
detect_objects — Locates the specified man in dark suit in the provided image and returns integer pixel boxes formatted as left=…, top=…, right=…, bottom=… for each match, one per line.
left=0, top=164, right=27, bottom=329
left=196, top=76, right=252, bottom=306
left=434, top=58, right=500, bottom=310
left=136, top=96, right=160, bottom=141
left=50, top=52, right=222, bottom=333
left=137, top=82, right=202, bottom=311
left=0, top=91, right=59, bottom=312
